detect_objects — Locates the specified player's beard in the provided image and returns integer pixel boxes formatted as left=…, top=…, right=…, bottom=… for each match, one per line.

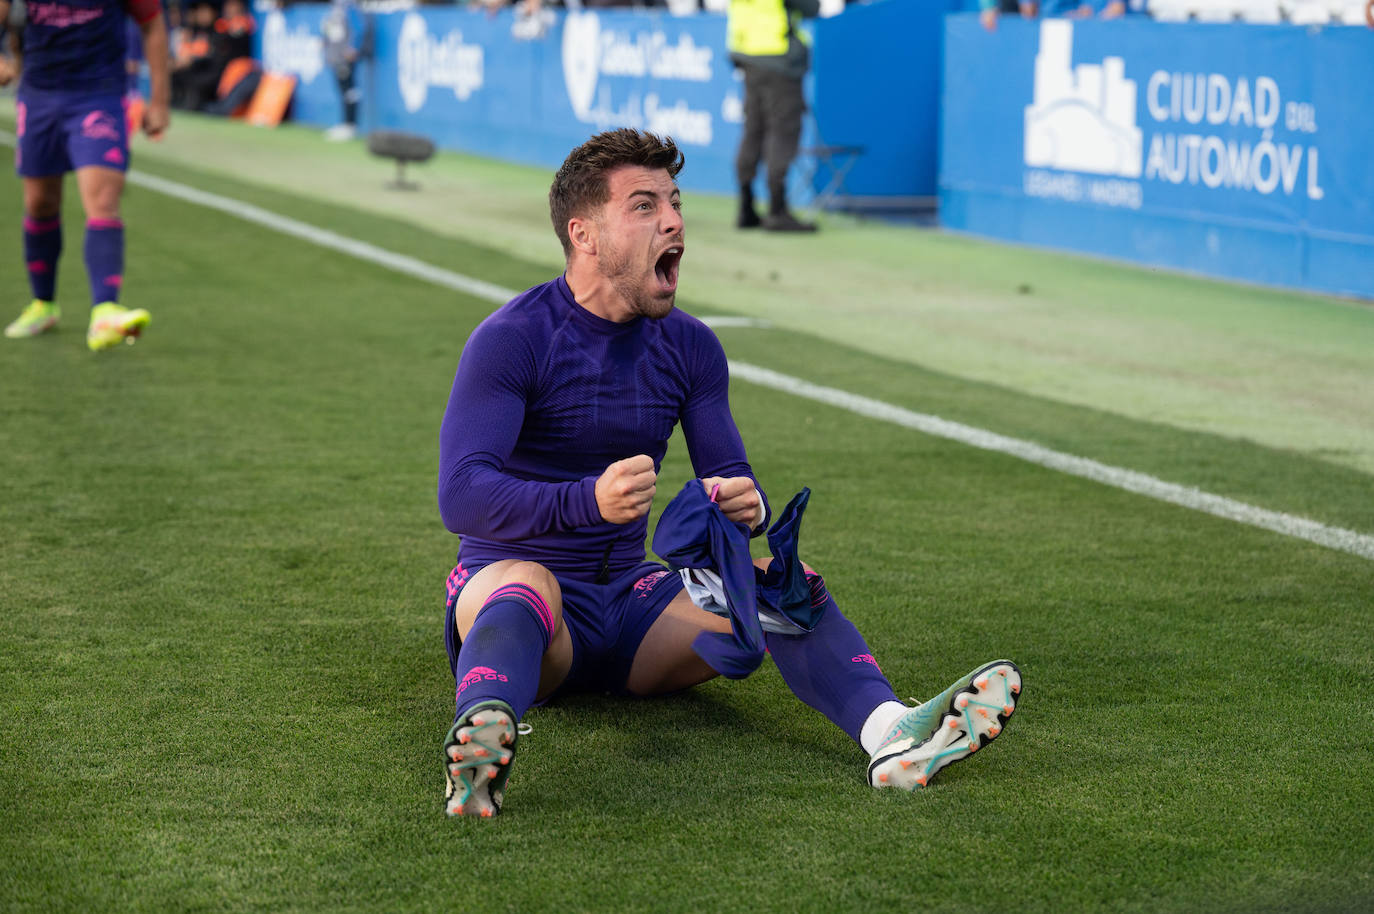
left=598, top=235, right=675, bottom=320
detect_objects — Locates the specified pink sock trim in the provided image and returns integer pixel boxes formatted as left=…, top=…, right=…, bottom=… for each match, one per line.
left=86, top=218, right=124, bottom=230
left=23, top=217, right=60, bottom=233
left=487, top=583, right=556, bottom=645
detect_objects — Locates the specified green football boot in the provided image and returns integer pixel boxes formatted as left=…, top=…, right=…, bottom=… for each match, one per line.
left=87, top=302, right=150, bottom=351
left=5, top=300, right=60, bottom=338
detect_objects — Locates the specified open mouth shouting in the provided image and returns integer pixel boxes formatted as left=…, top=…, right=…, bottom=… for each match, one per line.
left=654, top=243, right=684, bottom=295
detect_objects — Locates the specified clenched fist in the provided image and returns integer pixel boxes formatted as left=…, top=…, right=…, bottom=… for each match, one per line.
left=596, top=454, right=657, bottom=524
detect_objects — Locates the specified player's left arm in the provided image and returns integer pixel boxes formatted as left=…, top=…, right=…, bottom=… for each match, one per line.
left=127, top=0, right=170, bottom=138
left=679, top=324, right=770, bottom=533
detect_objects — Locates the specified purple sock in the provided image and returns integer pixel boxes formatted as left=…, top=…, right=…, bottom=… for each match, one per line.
left=765, top=573, right=900, bottom=746
left=84, top=219, right=124, bottom=305
left=23, top=216, right=62, bottom=302
left=453, top=583, right=555, bottom=722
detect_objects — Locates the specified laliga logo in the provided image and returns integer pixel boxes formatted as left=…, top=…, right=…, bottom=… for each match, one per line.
left=397, top=12, right=485, bottom=114
left=562, top=12, right=601, bottom=117
left=1024, top=21, right=1142, bottom=178
left=261, top=10, right=324, bottom=84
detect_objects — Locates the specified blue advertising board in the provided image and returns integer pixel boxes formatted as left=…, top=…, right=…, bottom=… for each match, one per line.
left=258, top=4, right=351, bottom=128
left=809, top=0, right=957, bottom=201
left=253, top=2, right=947, bottom=202
left=941, top=16, right=1374, bottom=299
left=257, top=5, right=746, bottom=194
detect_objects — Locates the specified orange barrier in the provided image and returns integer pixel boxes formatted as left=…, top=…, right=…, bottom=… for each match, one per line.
left=244, top=72, right=296, bottom=127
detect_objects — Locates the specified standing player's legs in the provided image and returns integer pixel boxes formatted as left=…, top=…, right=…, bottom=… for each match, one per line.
left=75, top=166, right=148, bottom=350
left=6, top=176, right=66, bottom=339
left=7, top=91, right=68, bottom=340
left=76, top=166, right=126, bottom=308
left=443, top=559, right=573, bottom=816
left=64, top=95, right=150, bottom=351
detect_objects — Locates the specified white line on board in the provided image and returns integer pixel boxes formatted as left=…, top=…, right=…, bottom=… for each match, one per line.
left=2, top=130, right=1365, bottom=562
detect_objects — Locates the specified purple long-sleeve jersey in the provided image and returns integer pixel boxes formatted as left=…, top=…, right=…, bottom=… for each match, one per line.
left=20, top=0, right=161, bottom=94
left=438, top=275, right=768, bottom=584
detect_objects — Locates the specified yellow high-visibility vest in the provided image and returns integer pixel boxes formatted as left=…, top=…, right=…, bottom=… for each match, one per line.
left=727, top=0, right=801, bottom=58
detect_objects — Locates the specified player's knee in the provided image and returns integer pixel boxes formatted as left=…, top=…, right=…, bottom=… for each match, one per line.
left=485, top=561, right=563, bottom=626
left=23, top=192, right=61, bottom=221
left=83, top=195, right=121, bottom=223
left=24, top=202, right=61, bottom=221
left=498, top=560, right=559, bottom=597
left=76, top=174, right=124, bottom=222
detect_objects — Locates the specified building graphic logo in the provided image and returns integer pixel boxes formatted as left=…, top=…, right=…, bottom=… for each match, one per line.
left=1024, top=21, right=1141, bottom=178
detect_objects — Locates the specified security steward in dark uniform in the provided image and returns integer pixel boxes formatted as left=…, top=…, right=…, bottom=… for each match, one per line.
left=728, top=0, right=820, bottom=232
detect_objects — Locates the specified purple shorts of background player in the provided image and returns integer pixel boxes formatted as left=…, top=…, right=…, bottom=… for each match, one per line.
left=15, top=87, right=129, bottom=177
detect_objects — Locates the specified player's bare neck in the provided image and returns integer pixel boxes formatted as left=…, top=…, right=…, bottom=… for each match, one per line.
left=565, top=264, right=634, bottom=323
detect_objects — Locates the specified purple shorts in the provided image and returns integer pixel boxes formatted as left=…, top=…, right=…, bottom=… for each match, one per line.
left=15, top=88, right=129, bottom=177
left=444, top=560, right=685, bottom=698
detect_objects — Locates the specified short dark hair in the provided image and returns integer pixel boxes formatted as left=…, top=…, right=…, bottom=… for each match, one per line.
left=549, top=129, right=685, bottom=257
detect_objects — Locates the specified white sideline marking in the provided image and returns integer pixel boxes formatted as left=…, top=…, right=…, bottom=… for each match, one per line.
left=5, top=135, right=1360, bottom=561
left=126, top=170, right=524, bottom=305
left=701, top=316, right=772, bottom=329
left=728, top=363, right=1374, bottom=561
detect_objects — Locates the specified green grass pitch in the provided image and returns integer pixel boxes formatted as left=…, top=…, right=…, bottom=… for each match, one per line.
left=1, top=118, right=1372, bottom=912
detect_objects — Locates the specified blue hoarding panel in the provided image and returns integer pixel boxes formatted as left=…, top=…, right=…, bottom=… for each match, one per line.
left=941, top=16, right=1374, bottom=299
left=255, top=3, right=945, bottom=203
left=809, top=0, right=952, bottom=199
left=257, top=5, right=345, bottom=127
left=258, top=5, right=746, bottom=195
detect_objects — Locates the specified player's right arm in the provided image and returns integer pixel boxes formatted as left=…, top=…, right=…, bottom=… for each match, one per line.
left=439, top=318, right=615, bottom=539
left=138, top=12, right=170, bottom=138
left=677, top=321, right=770, bottom=533
left=127, top=0, right=170, bottom=137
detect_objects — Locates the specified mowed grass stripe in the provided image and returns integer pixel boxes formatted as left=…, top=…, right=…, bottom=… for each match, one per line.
left=24, top=138, right=1363, bottom=563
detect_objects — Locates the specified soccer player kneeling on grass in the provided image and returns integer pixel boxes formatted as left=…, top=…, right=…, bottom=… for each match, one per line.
left=0, top=0, right=169, bottom=350
left=436, top=128, right=1023, bottom=817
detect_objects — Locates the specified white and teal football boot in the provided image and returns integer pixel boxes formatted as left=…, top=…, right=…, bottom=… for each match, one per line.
left=868, top=660, right=1022, bottom=790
